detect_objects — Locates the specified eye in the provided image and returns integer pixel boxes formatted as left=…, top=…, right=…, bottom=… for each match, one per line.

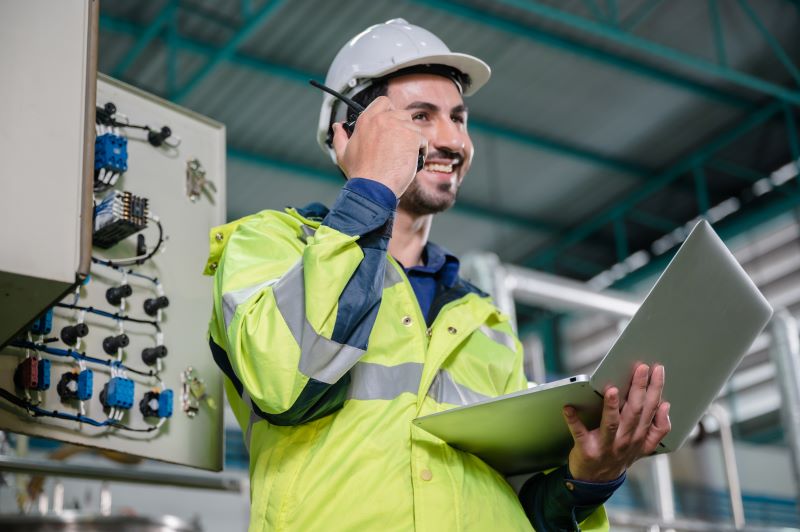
left=412, top=112, right=429, bottom=121
left=451, top=114, right=465, bottom=124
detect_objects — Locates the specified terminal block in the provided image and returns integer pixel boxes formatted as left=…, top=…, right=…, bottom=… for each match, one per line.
left=100, top=377, right=134, bottom=410
left=139, top=389, right=174, bottom=418
left=30, top=309, right=53, bottom=336
left=14, top=358, right=39, bottom=390
left=57, top=369, right=93, bottom=401
left=94, top=133, right=128, bottom=174
left=37, top=359, right=50, bottom=391
left=93, top=190, right=149, bottom=249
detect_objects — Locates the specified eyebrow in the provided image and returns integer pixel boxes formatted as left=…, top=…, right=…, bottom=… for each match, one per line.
left=405, top=101, right=469, bottom=114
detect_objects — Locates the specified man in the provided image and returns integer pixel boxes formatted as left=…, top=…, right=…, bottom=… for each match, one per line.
left=205, top=19, right=670, bottom=531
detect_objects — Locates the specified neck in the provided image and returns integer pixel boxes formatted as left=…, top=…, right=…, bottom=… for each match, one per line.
left=389, top=207, right=433, bottom=267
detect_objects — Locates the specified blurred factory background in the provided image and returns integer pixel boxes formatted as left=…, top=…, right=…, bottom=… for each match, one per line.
left=2, top=0, right=800, bottom=530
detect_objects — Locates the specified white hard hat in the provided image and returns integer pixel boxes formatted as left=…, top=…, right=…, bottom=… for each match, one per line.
left=316, top=18, right=491, bottom=161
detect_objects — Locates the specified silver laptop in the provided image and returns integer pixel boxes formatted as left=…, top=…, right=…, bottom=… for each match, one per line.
left=412, top=220, right=773, bottom=475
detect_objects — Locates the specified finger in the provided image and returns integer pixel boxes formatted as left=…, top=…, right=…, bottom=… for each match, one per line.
left=643, top=402, right=671, bottom=455
left=563, top=406, right=589, bottom=443
left=599, top=387, right=620, bottom=447
left=618, top=364, right=649, bottom=437
left=636, top=364, right=665, bottom=436
left=331, top=122, right=349, bottom=166
left=388, top=109, right=415, bottom=122
left=362, top=95, right=393, bottom=116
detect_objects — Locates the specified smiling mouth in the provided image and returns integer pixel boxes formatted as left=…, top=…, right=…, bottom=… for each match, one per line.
left=423, top=162, right=457, bottom=173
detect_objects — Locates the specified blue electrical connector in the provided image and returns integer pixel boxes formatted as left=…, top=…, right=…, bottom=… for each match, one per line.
left=30, top=309, right=53, bottom=336
left=37, top=359, right=50, bottom=391
left=158, top=389, right=173, bottom=418
left=77, top=369, right=93, bottom=400
left=94, top=133, right=128, bottom=173
left=101, top=377, right=134, bottom=410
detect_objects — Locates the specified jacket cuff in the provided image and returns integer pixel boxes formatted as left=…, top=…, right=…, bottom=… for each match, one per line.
left=322, top=179, right=396, bottom=241
left=519, top=465, right=624, bottom=531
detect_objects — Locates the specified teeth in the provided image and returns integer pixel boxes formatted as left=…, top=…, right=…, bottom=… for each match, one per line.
left=425, top=162, right=453, bottom=173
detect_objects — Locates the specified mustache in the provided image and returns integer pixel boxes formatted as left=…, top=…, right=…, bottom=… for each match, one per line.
left=426, top=148, right=463, bottom=165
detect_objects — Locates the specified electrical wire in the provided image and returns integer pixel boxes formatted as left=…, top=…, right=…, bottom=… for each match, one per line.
left=53, top=303, right=160, bottom=332
left=8, top=341, right=161, bottom=382
left=0, top=386, right=161, bottom=432
left=91, top=261, right=160, bottom=285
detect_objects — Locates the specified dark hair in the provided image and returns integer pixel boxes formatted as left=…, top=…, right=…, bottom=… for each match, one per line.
left=348, top=80, right=389, bottom=123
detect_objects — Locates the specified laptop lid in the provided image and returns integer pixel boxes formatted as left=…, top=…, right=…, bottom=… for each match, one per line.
left=589, top=220, right=773, bottom=452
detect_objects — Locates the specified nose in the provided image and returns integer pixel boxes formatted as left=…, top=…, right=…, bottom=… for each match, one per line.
left=432, top=117, right=466, bottom=155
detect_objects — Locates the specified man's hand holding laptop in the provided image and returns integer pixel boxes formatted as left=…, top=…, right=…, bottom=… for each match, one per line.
left=563, top=363, right=672, bottom=482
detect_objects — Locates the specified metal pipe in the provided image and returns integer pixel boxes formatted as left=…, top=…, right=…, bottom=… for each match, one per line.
left=650, top=454, right=676, bottom=532
left=0, top=455, right=242, bottom=492
left=705, top=404, right=746, bottom=529
left=768, top=311, right=800, bottom=511
left=504, top=264, right=641, bottom=318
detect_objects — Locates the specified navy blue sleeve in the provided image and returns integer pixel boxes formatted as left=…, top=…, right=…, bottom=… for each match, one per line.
left=321, top=178, right=398, bottom=351
left=518, top=465, right=625, bottom=530
left=322, top=178, right=397, bottom=237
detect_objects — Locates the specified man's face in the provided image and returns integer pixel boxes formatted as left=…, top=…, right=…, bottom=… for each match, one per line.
left=386, top=73, right=473, bottom=215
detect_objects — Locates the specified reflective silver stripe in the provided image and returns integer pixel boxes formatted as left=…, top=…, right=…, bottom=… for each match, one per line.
left=428, top=369, right=490, bottom=406
left=383, top=263, right=404, bottom=289
left=479, top=324, right=516, bottom=351
left=222, top=278, right=279, bottom=330
left=273, top=261, right=365, bottom=384
left=242, top=392, right=261, bottom=453
left=347, top=361, right=423, bottom=401
left=299, top=224, right=315, bottom=243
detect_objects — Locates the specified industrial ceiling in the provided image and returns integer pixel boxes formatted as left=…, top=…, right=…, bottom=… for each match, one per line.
left=98, top=0, right=800, bottom=303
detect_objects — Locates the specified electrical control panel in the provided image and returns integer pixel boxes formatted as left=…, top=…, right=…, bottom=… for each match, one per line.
left=0, top=75, right=226, bottom=470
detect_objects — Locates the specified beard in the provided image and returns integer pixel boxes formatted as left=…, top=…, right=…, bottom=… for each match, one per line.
left=398, top=178, right=459, bottom=216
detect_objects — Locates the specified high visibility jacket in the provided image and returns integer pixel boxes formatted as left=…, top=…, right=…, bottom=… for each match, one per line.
left=205, top=203, right=609, bottom=532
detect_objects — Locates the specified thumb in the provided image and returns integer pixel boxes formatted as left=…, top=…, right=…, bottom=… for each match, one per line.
left=563, top=406, right=589, bottom=442
left=331, top=122, right=349, bottom=168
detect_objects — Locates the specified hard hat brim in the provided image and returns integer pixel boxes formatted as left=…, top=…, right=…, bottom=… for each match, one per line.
left=363, top=52, right=491, bottom=97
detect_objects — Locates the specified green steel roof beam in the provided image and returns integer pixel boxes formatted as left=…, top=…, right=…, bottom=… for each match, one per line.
left=615, top=189, right=800, bottom=289
left=488, top=0, right=800, bottom=105
left=737, top=0, right=800, bottom=88
left=707, top=159, right=795, bottom=198
left=468, top=119, right=650, bottom=177
left=227, top=148, right=561, bottom=234
left=411, top=0, right=753, bottom=109
left=708, top=0, right=728, bottom=67
left=112, top=3, right=175, bottom=78
left=621, top=0, right=665, bottom=32
left=523, top=101, right=783, bottom=268
left=172, top=0, right=288, bottom=103
left=99, top=15, right=654, bottom=179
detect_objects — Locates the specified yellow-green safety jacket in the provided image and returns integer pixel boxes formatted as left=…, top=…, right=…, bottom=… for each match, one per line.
left=205, top=192, right=610, bottom=531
